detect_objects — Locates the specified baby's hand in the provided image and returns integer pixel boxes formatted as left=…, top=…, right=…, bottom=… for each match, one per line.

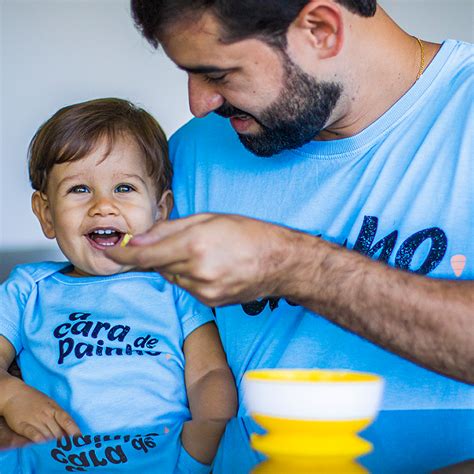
left=3, top=384, right=81, bottom=443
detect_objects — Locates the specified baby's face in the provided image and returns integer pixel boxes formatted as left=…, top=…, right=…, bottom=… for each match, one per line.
left=34, top=135, right=165, bottom=276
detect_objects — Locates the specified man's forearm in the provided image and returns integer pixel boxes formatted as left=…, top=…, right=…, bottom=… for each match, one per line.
left=276, top=230, right=474, bottom=383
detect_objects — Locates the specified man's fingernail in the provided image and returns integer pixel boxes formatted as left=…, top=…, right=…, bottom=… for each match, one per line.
left=129, top=233, right=146, bottom=244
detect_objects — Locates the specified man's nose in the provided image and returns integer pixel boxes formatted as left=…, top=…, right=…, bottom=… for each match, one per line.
left=88, top=195, right=120, bottom=217
left=188, top=76, right=224, bottom=118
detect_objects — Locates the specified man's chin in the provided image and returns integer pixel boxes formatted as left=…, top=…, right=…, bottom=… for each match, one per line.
left=228, top=118, right=285, bottom=157
left=237, top=133, right=282, bottom=158
left=237, top=127, right=320, bottom=157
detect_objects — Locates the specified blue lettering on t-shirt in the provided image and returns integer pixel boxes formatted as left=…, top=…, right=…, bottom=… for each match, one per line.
left=53, top=312, right=161, bottom=364
left=241, top=215, right=448, bottom=316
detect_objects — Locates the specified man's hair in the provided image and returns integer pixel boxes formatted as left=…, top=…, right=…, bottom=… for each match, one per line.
left=28, top=98, right=171, bottom=198
left=131, top=0, right=377, bottom=49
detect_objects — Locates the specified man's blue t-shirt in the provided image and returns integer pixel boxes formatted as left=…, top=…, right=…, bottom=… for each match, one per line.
left=169, top=39, right=473, bottom=411
left=0, top=262, right=215, bottom=432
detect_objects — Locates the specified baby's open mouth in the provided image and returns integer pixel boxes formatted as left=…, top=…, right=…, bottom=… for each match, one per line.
left=86, top=228, right=125, bottom=248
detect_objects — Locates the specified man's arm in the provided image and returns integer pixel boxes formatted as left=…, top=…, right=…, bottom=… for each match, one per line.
left=280, top=229, right=474, bottom=384
left=106, top=213, right=474, bottom=383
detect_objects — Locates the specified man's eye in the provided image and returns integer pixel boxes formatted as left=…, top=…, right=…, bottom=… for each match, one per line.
left=203, top=74, right=227, bottom=84
left=115, top=184, right=135, bottom=193
left=69, top=185, right=90, bottom=193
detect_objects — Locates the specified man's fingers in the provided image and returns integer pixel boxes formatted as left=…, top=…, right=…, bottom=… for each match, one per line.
left=159, top=262, right=198, bottom=279
left=105, top=243, right=156, bottom=267
left=161, top=272, right=195, bottom=290
left=54, top=410, right=81, bottom=437
left=132, top=214, right=212, bottom=246
left=106, top=231, right=190, bottom=268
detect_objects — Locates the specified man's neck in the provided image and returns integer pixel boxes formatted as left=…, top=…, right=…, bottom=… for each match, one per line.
left=317, top=7, right=441, bottom=141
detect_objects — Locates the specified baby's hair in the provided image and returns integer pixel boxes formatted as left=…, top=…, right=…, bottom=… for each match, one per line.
left=28, top=98, right=171, bottom=198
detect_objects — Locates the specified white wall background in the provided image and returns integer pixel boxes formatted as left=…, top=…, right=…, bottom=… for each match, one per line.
left=1, top=0, right=473, bottom=251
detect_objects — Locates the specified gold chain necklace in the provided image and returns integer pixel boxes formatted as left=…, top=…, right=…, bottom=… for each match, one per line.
left=415, top=37, right=425, bottom=80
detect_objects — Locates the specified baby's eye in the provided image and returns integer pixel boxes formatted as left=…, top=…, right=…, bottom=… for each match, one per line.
left=115, top=184, right=135, bottom=193
left=69, top=185, right=90, bottom=194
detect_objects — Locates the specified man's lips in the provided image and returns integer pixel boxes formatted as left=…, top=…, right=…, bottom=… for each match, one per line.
left=229, top=115, right=255, bottom=133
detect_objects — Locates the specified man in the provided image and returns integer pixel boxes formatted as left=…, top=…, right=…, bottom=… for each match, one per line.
left=109, top=0, right=473, bottom=410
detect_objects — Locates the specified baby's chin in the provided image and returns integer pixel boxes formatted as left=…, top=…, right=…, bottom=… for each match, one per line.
left=68, top=261, right=137, bottom=278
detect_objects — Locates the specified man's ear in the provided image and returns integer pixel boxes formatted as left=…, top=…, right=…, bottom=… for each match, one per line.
left=155, top=190, right=174, bottom=221
left=288, top=0, right=344, bottom=60
left=31, top=191, right=56, bottom=239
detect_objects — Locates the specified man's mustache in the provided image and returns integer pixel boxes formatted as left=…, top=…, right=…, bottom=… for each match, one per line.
left=214, top=102, right=253, bottom=119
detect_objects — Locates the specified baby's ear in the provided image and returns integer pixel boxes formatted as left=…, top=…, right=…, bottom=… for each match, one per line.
left=31, top=191, right=56, bottom=239
left=156, top=190, right=174, bottom=221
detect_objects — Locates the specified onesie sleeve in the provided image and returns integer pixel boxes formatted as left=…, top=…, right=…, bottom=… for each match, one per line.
left=0, top=266, right=34, bottom=354
left=175, top=443, right=211, bottom=474
left=173, top=286, right=215, bottom=340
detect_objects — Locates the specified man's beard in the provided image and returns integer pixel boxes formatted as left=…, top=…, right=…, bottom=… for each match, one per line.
left=215, top=55, right=342, bottom=157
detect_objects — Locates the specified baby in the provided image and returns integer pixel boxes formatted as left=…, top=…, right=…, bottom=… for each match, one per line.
left=0, top=98, right=237, bottom=443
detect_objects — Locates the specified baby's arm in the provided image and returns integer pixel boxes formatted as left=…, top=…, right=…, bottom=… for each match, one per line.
left=184, top=322, right=237, bottom=420
left=0, top=335, right=81, bottom=442
left=182, top=323, right=236, bottom=465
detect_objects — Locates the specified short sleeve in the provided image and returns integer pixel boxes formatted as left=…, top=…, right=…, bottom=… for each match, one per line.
left=175, top=443, right=211, bottom=474
left=0, top=266, right=34, bottom=354
left=173, top=286, right=215, bottom=340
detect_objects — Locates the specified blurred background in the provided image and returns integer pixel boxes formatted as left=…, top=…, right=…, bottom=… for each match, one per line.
left=1, top=0, right=473, bottom=279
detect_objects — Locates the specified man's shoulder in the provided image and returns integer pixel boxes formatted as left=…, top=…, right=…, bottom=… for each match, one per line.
left=407, top=40, right=472, bottom=132
left=439, top=40, right=473, bottom=87
left=448, top=39, right=473, bottom=61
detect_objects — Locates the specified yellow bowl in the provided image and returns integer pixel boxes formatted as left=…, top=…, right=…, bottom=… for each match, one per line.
left=251, top=431, right=373, bottom=458
left=252, top=457, right=369, bottom=474
left=243, top=369, right=384, bottom=434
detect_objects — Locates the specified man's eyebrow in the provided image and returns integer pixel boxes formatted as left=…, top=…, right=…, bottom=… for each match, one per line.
left=177, top=64, right=236, bottom=74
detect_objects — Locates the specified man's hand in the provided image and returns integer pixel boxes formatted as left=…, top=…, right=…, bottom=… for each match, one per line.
left=106, top=212, right=474, bottom=383
left=3, top=385, right=81, bottom=443
left=106, top=213, right=295, bottom=306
